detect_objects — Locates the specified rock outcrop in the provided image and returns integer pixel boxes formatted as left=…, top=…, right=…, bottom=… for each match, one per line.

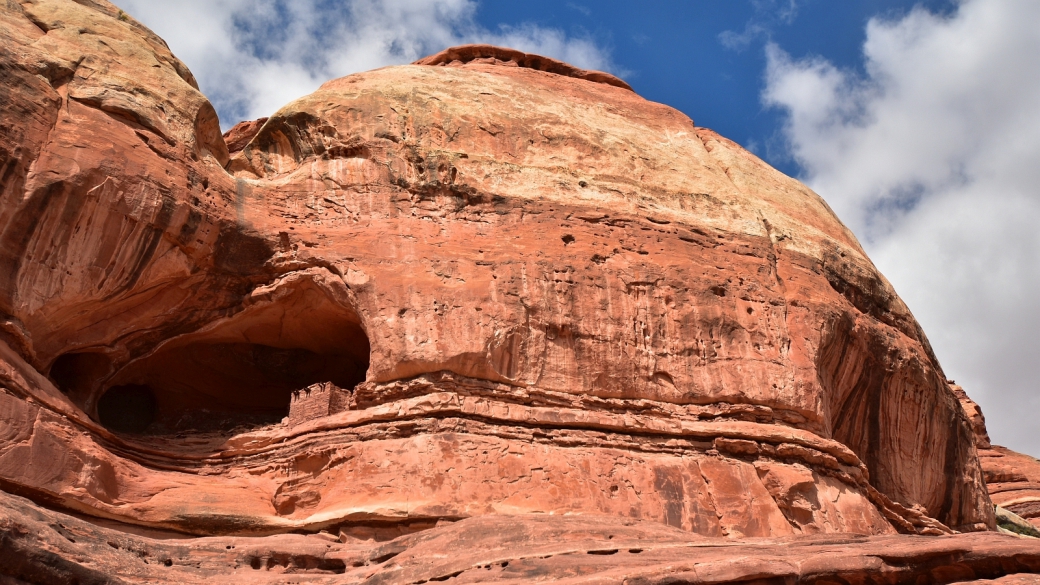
left=952, top=383, right=1040, bottom=532
left=1, top=0, right=1038, bottom=582
left=223, top=117, right=268, bottom=156
left=2, top=488, right=1039, bottom=585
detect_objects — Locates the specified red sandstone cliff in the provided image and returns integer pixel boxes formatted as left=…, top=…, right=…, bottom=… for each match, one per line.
left=1, top=0, right=1038, bottom=582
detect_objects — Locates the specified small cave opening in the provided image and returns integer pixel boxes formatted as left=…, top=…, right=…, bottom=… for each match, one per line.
left=50, top=351, right=112, bottom=405
left=97, top=384, right=157, bottom=433
left=94, top=281, right=370, bottom=435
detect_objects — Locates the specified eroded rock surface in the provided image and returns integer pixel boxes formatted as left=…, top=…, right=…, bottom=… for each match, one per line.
left=2, top=489, right=1039, bottom=585
left=952, top=384, right=1040, bottom=532
left=2, top=0, right=1037, bottom=582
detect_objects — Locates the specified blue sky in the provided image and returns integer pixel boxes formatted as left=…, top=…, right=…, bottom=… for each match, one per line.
left=121, top=0, right=1040, bottom=457
left=476, top=0, right=955, bottom=177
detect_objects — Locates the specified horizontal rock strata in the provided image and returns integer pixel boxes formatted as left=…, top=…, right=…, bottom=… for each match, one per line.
left=1, top=489, right=1039, bottom=584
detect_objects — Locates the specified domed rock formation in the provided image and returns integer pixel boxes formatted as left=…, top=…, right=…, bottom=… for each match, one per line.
left=1, top=0, right=1039, bottom=582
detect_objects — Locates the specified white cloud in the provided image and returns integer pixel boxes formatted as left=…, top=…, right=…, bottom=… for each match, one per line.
left=764, top=0, right=1040, bottom=455
left=719, top=0, right=801, bottom=51
left=117, top=0, right=619, bottom=127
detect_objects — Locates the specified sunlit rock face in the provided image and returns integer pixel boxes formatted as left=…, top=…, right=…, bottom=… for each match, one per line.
left=0, top=0, right=996, bottom=554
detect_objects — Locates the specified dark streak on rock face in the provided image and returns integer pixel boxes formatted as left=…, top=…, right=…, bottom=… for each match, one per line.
left=653, top=467, right=685, bottom=529
left=0, top=181, right=65, bottom=308
left=213, top=224, right=274, bottom=276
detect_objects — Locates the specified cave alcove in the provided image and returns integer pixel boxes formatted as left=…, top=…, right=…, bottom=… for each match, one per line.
left=73, top=280, right=371, bottom=434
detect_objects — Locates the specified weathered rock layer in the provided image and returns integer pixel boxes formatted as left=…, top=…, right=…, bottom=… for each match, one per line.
left=2, top=488, right=1039, bottom=585
left=952, top=384, right=1040, bottom=532
left=2, top=0, right=1038, bottom=582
